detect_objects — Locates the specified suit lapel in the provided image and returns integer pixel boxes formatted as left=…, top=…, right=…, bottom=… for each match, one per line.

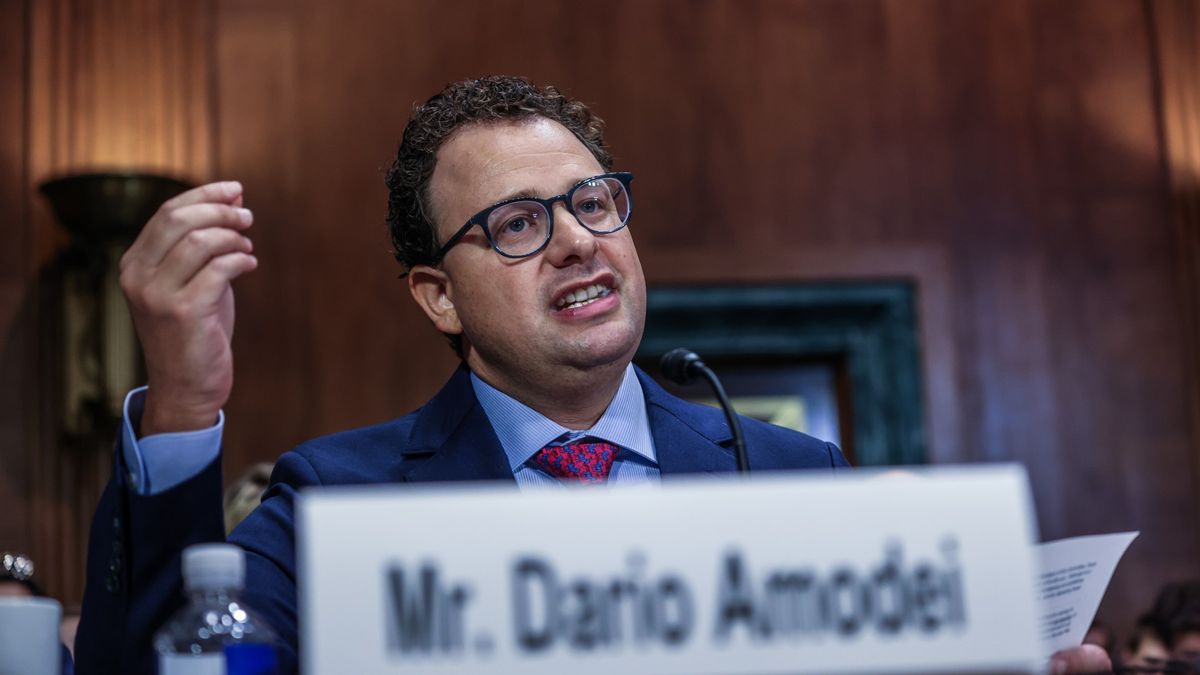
left=395, top=365, right=735, bottom=483
left=637, top=367, right=738, bottom=476
left=397, top=365, right=516, bottom=485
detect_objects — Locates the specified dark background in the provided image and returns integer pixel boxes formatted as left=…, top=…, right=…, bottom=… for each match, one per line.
left=2, top=0, right=1199, bottom=638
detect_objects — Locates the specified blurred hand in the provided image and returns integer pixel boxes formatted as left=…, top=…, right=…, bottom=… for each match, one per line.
left=1049, top=644, right=1112, bottom=673
left=118, top=181, right=257, bottom=436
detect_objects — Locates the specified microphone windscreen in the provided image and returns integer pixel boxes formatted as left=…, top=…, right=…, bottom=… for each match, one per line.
left=660, top=348, right=702, bottom=385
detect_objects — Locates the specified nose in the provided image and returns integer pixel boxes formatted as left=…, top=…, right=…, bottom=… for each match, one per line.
left=542, top=202, right=598, bottom=268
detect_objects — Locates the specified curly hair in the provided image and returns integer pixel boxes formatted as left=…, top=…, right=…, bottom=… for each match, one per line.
left=385, top=76, right=613, bottom=272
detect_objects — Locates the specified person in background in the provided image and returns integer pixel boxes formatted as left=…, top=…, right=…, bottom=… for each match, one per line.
left=1123, top=614, right=1169, bottom=674
left=1173, top=628, right=1200, bottom=667
left=222, top=462, right=273, bottom=535
left=1120, top=580, right=1200, bottom=673
left=1156, top=582, right=1200, bottom=666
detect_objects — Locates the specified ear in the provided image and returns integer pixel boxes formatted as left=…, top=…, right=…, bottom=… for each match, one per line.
left=408, top=265, right=463, bottom=336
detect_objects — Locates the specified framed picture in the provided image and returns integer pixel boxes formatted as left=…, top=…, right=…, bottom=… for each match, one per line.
left=636, top=282, right=925, bottom=467
left=646, top=355, right=844, bottom=448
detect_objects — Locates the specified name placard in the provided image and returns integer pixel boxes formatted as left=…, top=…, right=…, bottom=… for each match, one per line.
left=298, top=466, right=1041, bottom=674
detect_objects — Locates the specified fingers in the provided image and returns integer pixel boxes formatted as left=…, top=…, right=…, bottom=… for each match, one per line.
left=1048, top=645, right=1111, bottom=674
left=155, top=226, right=255, bottom=291
left=119, top=180, right=259, bottom=318
left=129, top=201, right=254, bottom=270
left=162, top=180, right=243, bottom=212
left=187, top=252, right=259, bottom=307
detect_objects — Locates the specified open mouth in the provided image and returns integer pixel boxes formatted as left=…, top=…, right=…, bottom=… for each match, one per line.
left=554, top=283, right=614, bottom=311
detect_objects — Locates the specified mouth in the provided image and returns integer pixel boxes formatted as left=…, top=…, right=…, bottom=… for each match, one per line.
left=553, top=276, right=616, bottom=312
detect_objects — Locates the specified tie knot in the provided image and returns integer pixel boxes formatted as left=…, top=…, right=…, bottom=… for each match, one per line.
left=530, top=438, right=618, bottom=484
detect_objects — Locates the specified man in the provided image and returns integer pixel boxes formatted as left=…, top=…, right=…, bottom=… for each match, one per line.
left=1141, top=580, right=1200, bottom=671
left=74, top=76, right=1106, bottom=674
left=1124, top=615, right=1169, bottom=673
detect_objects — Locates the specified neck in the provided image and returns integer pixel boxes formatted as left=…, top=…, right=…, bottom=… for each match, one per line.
left=468, top=357, right=629, bottom=429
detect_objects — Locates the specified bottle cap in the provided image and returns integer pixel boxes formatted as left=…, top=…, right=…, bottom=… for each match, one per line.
left=182, top=543, right=245, bottom=591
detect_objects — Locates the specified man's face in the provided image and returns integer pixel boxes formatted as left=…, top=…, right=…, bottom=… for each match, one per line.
left=1174, top=630, right=1200, bottom=663
left=419, top=117, right=646, bottom=393
left=1127, top=632, right=1168, bottom=671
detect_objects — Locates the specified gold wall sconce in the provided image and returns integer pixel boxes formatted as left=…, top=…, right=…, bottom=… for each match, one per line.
left=39, top=173, right=192, bottom=447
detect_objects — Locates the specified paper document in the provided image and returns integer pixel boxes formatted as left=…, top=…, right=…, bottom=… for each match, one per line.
left=1036, top=531, right=1138, bottom=657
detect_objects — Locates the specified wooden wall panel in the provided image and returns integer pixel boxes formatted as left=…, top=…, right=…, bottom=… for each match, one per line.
left=0, top=0, right=32, bottom=567
left=1151, top=0, right=1200, bottom=544
left=213, top=2, right=315, bottom=478
left=14, top=0, right=216, bottom=603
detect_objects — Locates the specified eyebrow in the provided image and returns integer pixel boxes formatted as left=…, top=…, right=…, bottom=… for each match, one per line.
left=488, top=174, right=600, bottom=206
left=491, top=187, right=543, bottom=203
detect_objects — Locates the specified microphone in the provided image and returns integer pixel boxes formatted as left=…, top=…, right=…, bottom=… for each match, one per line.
left=659, top=348, right=749, bottom=473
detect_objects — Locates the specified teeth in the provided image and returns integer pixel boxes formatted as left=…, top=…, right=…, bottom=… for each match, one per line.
left=557, top=284, right=612, bottom=309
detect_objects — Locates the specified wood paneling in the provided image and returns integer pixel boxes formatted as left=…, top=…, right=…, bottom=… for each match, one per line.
left=6, top=0, right=1197, bottom=636
left=27, top=0, right=214, bottom=186
left=1150, top=0, right=1200, bottom=539
left=0, top=0, right=32, bottom=568
left=13, top=0, right=217, bottom=602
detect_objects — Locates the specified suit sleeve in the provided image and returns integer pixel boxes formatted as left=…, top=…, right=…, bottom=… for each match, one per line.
left=77, top=444, right=319, bottom=675
left=75, top=450, right=226, bottom=674
left=120, top=386, right=225, bottom=495
left=227, top=451, right=324, bottom=674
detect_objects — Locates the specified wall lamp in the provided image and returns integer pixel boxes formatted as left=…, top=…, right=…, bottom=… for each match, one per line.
left=39, top=172, right=192, bottom=447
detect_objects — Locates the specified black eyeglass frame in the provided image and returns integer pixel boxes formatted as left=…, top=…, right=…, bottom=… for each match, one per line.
left=435, top=171, right=634, bottom=261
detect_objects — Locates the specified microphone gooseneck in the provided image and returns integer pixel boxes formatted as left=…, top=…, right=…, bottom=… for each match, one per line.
left=659, top=348, right=750, bottom=473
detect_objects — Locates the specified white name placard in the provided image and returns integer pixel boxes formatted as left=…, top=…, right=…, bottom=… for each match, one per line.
left=298, top=466, right=1042, bottom=674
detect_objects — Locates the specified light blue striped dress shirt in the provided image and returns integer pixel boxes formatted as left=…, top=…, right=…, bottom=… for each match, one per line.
left=121, top=386, right=225, bottom=495
left=470, top=364, right=661, bottom=488
left=121, top=364, right=661, bottom=496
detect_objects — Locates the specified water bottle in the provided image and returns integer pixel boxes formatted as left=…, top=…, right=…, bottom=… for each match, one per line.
left=154, top=543, right=278, bottom=675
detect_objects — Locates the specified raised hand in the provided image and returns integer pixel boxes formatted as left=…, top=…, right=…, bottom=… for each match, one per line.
left=118, top=181, right=258, bottom=436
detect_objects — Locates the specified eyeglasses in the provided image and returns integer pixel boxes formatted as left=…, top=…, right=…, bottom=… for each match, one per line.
left=436, top=172, right=633, bottom=260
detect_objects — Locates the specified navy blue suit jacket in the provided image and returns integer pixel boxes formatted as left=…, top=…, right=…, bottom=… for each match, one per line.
left=75, top=365, right=848, bottom=674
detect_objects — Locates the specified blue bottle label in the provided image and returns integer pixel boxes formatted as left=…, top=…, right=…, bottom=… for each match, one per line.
left=224, top=643, right=277, bottom=675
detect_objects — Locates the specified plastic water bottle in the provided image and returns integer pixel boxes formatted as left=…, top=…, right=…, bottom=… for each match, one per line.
left=154, top=543, right=278, bottom=675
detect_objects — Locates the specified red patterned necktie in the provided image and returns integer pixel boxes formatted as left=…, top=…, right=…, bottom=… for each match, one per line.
left=529, top=438, right=618, bottom=484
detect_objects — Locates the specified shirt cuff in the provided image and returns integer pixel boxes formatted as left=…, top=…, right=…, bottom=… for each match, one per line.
left=121, top=386, right=224, bottom=495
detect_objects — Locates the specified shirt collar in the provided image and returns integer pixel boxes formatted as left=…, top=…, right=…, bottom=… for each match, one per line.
left=470, top=364, right=657, bottom=472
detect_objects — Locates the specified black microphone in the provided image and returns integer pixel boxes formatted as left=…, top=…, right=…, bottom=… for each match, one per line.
left=659, top=348, right=749, bottom=473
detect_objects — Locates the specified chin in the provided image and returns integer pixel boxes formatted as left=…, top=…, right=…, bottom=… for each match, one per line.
left=564, top=328, right=642, bottom=371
